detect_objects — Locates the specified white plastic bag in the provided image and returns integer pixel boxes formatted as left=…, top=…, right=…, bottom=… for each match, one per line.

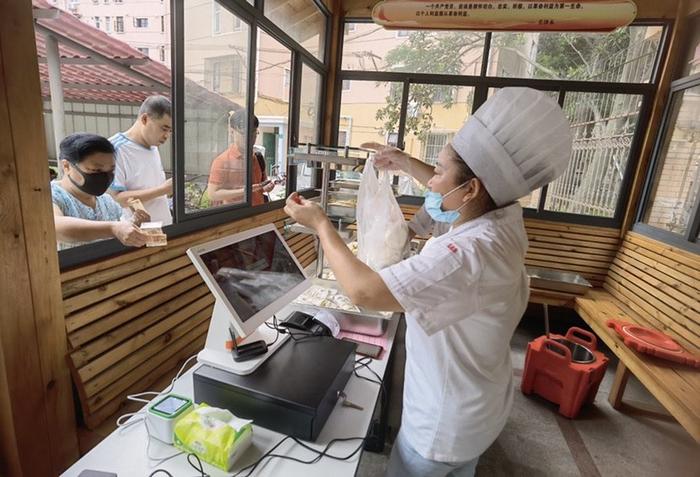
left=356, top=158, right=408, bottom=271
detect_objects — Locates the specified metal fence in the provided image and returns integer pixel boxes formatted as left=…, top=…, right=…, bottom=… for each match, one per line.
left=543, top=30, right=658, bottom=218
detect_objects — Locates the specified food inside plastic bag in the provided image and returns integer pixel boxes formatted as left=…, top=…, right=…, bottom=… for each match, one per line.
left=356, top=158, right=408, bottom=271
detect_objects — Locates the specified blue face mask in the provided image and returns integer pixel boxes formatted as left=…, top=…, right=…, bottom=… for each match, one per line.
left=425, top=182, right=468, bottom=223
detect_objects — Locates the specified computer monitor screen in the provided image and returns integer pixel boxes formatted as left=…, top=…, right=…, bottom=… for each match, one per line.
left=187, top=224, right=310, bottom=337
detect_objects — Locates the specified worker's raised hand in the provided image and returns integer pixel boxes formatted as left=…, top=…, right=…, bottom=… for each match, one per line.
left=284, top=192, right=328, bottom=231
left=361, top=142, right=410, bottom=172
left=111, top=221, right=149, bottom=247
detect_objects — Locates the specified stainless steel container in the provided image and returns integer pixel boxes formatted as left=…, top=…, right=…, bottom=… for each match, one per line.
left=295, top=278, right=392, bottom=336
left=526, top=266, right=592, bottom=295
left=332, top=311, right=389, bottom=336
left=552, top=338, right=595, bottom=364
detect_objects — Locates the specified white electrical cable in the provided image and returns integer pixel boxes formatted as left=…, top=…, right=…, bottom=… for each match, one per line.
left=114, top=354, right=200, bottom=464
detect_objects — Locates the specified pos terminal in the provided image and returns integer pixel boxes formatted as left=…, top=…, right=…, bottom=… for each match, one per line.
left=186, top=224, right=356, bottom=440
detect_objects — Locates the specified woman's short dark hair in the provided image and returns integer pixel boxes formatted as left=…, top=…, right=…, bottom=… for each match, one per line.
left=445, top=143, right=476, bottom=184
left=445, top=143, right=497, bottom=208
left=59, top=133, right=115, bottom=164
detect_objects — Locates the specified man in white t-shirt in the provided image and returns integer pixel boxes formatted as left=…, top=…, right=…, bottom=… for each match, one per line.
left=284, top=88, right=573, bottom=477
left=109, top=95, right=173, bottom=225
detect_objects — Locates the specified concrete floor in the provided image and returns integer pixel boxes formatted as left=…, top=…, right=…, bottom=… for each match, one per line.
left=357, top=312, right=700, bottom=477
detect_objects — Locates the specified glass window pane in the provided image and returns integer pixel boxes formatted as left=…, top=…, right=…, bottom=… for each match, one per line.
left=342, top=24, right=484, bottom=75
left=545, top=92, right=642, bottom=217
left=489, top=26, right=662, bottom=83
left=399, top=84, right=475, bottom=196
left=338, top=80, right=402, bottom=182
left=184, top=0, right=250, bottom=213
left=254, top=30, right=291, bottom=203
left=643, top=86, right=700, bottom=235
left=294, top=64, right=322, bottom=191
left=265, top=0, right=325, bottom=60
left=682, top=17, right=700, bottom=77
left=339, top=80, right=403, bottom=148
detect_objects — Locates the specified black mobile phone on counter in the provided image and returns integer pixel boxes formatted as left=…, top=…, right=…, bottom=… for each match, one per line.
left=341, top=338, right=383, bottom=359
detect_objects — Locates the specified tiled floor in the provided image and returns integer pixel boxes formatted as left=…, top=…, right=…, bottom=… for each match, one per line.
left=356, top=312, right=700, bottom=477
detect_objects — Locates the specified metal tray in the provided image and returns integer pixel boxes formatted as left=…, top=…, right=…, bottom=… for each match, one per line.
left=526, top=266, right=592, bottom=295
left=294, top=278, right=393, bottom=321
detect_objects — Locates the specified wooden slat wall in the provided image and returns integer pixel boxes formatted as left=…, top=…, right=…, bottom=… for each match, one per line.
left=61, top=209, right=317, bottom=429
left=603, top=231, right=700, bottom=354
left=400, top=204, right=620, bottom=287
left=524, top=219, right=620, bottom=287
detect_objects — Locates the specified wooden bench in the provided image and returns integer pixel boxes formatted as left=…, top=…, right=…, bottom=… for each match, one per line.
left=573, top=232, right=700, bottom=443
left=400, top=204, right=700, bottom=441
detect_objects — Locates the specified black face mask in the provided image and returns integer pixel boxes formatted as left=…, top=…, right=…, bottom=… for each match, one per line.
left=68, top=164, right=114, bottom=196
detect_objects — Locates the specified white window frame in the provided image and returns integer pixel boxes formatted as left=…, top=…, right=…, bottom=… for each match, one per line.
left=212, top=3, right=222, bottom=34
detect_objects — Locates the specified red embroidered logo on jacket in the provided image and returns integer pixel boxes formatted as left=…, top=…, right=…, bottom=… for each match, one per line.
left=447, top=243, right=458, bottom=253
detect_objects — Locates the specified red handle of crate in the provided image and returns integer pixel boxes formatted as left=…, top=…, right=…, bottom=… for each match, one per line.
left=565, top=327, right=597, bottom=351
left=544, top=339, right=572, bottom=363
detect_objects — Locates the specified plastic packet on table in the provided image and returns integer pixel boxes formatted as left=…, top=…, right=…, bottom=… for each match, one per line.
left=173, top=404, right=253, bottom=472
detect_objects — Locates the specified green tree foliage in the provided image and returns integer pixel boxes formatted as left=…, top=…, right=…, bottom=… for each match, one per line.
left=374, top=31, right=483, bottom=142
left=373, top=29, right=633, bottom=141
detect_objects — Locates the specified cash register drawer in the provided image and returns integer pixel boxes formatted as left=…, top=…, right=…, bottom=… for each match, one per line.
left=193, top=337, right=356, bottom=441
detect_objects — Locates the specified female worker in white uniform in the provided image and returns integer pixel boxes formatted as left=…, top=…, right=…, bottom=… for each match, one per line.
left=284, top=88, right=572, bottom=477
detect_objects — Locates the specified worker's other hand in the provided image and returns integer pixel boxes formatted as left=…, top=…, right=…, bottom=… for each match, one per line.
left=261, top=180, right=275, bottom=193
left=361, top=142, right=410, bottom=172
left=284, top=192, right=328, bottom=230
left=131, top=209, right=151, bottom=226
left=111, top=221, right=149, bottom=247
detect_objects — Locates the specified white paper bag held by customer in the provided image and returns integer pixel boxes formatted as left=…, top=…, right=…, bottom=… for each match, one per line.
left=356, top=157, right=408, bottom=271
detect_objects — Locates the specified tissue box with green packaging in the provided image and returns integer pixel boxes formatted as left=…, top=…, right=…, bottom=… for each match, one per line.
left=173, top=403, right=253, bottom=471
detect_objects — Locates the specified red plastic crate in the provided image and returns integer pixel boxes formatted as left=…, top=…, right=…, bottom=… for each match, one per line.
left=521, top=327, right=609, bottom=418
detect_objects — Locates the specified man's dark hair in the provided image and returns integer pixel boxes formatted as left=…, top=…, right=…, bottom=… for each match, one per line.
left=139, top=95, right=171, bottom=119
left=229, top=109, right=259, bottom=132
left=59, top=133, right=115, bottom=164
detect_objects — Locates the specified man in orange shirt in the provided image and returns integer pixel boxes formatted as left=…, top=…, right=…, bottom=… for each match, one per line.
left=208, top=110, right=274, bottom=207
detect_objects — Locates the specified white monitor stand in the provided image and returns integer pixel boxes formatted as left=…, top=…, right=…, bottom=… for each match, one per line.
left=197, top=300, right=291, bottom=375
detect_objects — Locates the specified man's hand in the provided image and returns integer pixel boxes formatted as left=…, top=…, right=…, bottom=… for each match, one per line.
left=261, top=179, right=275, bottom=193
left=131, top=209, right=151, bottom=227
left=361, top=142, right=411, bottom=172
left=284, top=192, right=329, bottom=231
left=160, top=178, right=173, bottom=196
left=111, top=222, right=149, bottom=247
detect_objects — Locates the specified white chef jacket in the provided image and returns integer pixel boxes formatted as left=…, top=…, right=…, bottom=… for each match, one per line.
left=379, top=202, right=529, bottom=462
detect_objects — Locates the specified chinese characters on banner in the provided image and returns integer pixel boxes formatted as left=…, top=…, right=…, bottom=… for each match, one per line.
left=372, top=1, right=637, bottom=32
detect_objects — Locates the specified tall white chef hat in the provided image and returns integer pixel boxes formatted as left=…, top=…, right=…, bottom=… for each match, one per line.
left=451, top=87, right=573, bottom=207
